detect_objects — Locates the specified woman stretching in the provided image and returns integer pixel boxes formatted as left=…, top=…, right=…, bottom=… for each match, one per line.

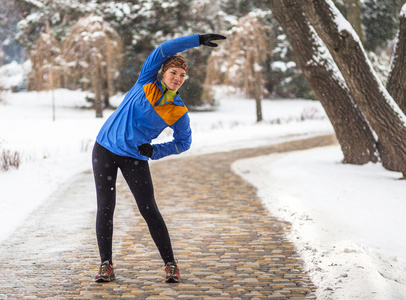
left=92, top=33, right=226, bottom=283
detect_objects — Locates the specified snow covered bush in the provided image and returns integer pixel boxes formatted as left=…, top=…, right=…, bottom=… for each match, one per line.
left=0, top=61, right=27, bottom=92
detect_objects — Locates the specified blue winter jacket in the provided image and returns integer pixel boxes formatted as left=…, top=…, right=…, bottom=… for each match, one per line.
left=96, top=34, right=200, bottom=160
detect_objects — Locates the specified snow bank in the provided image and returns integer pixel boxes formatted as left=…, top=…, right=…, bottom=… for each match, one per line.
left=233, top=146, right=406, bottom=300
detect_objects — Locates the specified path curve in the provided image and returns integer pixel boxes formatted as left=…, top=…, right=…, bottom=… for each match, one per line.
left=1, top=134, right=336, bottom=299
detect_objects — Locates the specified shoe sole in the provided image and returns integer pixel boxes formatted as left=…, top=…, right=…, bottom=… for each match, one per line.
left=95, top=274, right=115, bottom=283
left=165, top=276, right=180, bottom=283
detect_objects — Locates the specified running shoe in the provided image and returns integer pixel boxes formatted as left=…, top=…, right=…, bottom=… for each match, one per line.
left=95, top=260, right=115, bottom=282
left=165, top=261, right=180, bottom=283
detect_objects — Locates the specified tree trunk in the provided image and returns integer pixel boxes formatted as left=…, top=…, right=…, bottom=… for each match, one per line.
left=302, top=0, right=406, bottom=176
left=269, top=0, right=378, bottom=164
left=254, top=71, right=263, bottom=123
left=386, top=4, right=406, bottom=114
left=94, top=63, right=103, bottom=118
left=255, top=97, right=263, bottom=122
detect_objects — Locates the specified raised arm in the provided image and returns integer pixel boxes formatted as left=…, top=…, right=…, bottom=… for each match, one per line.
left=136, top=34, right=200, bottom=85
left=136, top=33, right=226, bottom=85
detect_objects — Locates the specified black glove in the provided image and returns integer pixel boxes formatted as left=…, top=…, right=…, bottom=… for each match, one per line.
left=138, top=144, right=153, bottom=157
left=199, top=34, right=226, bottom=47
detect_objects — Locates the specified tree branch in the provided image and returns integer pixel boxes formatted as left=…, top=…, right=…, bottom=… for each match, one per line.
left=302, top=0, right=406, bottom=175
left=269, top=0, right=378, bottom=164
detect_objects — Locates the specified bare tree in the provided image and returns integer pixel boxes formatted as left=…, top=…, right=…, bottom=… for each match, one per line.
left=300, top=0, right=406, bottom=176
left=202, top=51, right=224, bottom=106
left=269, top=0, right=378, bottom=164
left=203, top=13, right=273, bottom=122
left=63, top=15, right=123, bottom=118
left=28, top=32, right=62, bottom=91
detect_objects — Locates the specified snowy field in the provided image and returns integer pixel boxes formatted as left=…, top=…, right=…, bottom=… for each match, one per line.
left=0, top=88, right=405, bottom=299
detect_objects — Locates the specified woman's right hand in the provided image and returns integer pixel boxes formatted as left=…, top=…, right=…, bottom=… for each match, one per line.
left=138, top=144, right=154, bottom=157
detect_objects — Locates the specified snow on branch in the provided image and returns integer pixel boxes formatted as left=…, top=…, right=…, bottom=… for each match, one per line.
left=23, top=0, right=44, bottom=8
left=401, top=3, right=406, bottom=18
left=325, top=0, right=360, bottom=43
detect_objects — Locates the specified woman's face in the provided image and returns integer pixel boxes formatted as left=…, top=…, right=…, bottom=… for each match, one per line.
left=162, top=67, right=186, bottom=90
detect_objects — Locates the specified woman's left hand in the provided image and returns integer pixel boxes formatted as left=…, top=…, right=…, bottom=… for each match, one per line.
left=199, top=34, right=226, bottom=47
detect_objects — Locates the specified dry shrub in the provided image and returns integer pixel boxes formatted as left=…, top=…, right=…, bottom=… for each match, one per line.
left=1, top=149, right=22, bottom=171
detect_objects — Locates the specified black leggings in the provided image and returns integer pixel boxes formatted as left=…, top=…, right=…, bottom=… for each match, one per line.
left=92, top=142, right=174, bottom=265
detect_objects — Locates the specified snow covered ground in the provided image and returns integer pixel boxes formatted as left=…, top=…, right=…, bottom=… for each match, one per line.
left=233, top=148, right=406, bottom=300
left=0, top=88, right=405, bottom=299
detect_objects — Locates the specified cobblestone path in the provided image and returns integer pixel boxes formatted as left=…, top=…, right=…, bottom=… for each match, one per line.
left=0, top=135, right=336, bottom=299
